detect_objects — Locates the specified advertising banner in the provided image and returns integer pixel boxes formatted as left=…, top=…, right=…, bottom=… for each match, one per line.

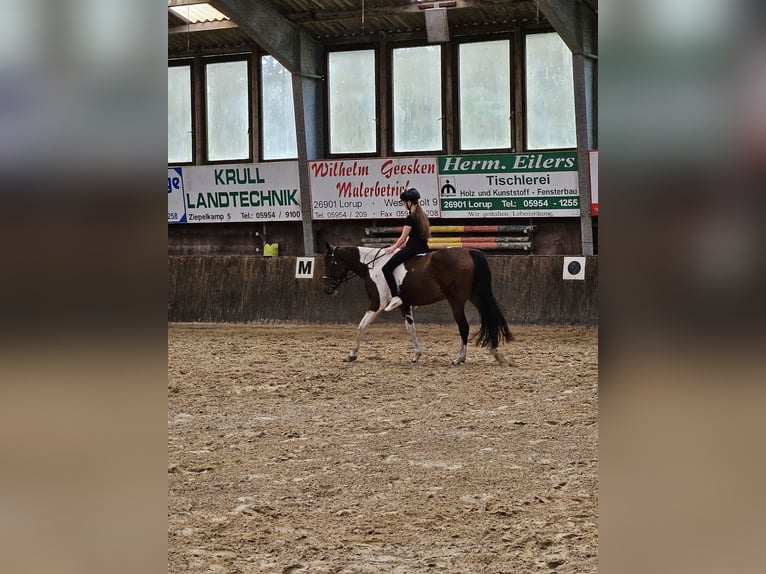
left=168, top=161, right=302, bottom=223
left=309, top=157, right=440, bottom=220
left=170, top=152, right=585, bottom=224
left=438, top=151, right=580, bottom=218
left=168, top=167, right=187, bottom=223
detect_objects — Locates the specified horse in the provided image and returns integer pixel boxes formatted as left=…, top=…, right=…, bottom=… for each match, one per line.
left=322, top=242, right=513, bottom=365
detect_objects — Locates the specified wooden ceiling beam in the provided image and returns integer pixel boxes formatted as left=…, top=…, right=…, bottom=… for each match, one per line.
left=211, top=0, right=322, bottom=75
left=536, top=0, right=596, bottom=55
left=286, top=0, right=520, bottom=24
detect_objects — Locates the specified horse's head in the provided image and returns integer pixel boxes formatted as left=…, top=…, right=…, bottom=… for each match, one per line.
left=322, top=242, right=353, bottom=295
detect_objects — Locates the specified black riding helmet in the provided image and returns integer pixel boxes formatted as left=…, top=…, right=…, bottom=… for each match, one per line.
left=400, top=188, right=420, bottom=202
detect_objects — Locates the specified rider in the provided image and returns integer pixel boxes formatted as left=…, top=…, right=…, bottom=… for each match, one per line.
left=382, top=188, right=431, bottom=311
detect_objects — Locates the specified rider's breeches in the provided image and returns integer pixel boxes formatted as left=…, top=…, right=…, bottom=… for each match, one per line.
left=382, top=246, right=420, bottom=297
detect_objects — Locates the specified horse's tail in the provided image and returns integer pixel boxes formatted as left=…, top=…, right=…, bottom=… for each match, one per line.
left=469, top=249, right=513, bottom=347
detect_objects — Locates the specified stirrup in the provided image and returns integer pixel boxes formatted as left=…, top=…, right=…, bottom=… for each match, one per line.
left=384, top=296, right=403, bottom=311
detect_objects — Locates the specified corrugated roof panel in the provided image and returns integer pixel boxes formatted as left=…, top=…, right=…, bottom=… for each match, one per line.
left=169, top=4, right=229, bottom=24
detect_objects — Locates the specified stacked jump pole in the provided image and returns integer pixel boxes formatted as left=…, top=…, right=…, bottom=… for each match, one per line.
left=362, top=225, right=536, bottom=252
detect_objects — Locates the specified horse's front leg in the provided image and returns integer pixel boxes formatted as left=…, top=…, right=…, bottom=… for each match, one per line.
left=453, top=341, right=467, bottom=365
left=402, top=306, right=421, bottom=363
left=347, top=310, right=380, bottom=362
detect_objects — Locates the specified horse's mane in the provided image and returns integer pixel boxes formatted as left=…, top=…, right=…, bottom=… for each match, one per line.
left=333, top=245, right=388, bottom=277
left=357, top=246, right=387, bottom=265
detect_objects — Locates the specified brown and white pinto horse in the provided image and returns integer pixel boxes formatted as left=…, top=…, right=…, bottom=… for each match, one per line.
left=323, top=243, right=513, bottom=365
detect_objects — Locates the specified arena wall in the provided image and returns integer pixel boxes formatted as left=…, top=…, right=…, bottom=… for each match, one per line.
left=168, top=255, right=597, bottom=325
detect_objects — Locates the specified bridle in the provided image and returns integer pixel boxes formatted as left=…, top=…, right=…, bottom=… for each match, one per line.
left=323, top=247, right=386, bottom=294
left=323, top=248, right=355, bottom=293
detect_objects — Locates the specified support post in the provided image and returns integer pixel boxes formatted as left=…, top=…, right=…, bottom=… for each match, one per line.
left=537, top=0, right=597, bottom=255
left=213, top=0, right=325, bottom=255
left=292, top=71, right=321, bottom=256
left=573, top=51, right=595, bottom=255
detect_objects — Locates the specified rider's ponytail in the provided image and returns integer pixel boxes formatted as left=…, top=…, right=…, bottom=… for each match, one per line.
left=413, top=202, right=431, bottom=240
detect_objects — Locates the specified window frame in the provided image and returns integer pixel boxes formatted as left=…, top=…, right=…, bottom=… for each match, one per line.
left=388, top=41, right=447, bottom=156
left=202, top=54, right=253, bottom=164
left=453, top=35, right=516, bottom=154
left=325, top=44, right=381, bottom=159
left=167, top=58, right=195, bottom=166
left=258, top=53, right=299, bottom=162
left=522, top=31, right=577, bottom=152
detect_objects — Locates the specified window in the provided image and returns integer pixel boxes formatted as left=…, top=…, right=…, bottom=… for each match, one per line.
left=168, top=64, right=192, bottom=164
left=328, top=50, right=377, bottom=155
left=525, top=33, right=576, bottom=150
left=261, top=56, right=297, bottom=160
left=458, top=40, right=512, bottom=151
left=205, top=59, right=250, bottom=161
left=392, top=45, right=443, bottom=153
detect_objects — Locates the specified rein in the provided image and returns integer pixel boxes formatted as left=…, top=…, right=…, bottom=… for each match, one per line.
left=361, top=248, right=387, bottom=270
left=328, top=269, right=355, bottom=289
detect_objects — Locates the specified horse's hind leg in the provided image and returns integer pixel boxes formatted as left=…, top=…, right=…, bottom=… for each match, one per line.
left=450, top=302, right=470, bottom=365
left=402, top=306, right=422, bottom=363
left=347, top=310, right=381, bottom=362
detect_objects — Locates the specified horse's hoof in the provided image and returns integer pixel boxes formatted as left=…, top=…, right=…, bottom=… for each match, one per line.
left=345, top=355, right=357, bottom=362
left=451, top=359, right=465, bottom=365
left=411, top=355, right=420, bottom=363
left=490, top=349, right=511, bottom=366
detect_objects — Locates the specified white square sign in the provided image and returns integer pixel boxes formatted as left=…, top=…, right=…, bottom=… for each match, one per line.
left=295, top=258, right=315, bottom=279
left=563, top=257, right=586, bottom=280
